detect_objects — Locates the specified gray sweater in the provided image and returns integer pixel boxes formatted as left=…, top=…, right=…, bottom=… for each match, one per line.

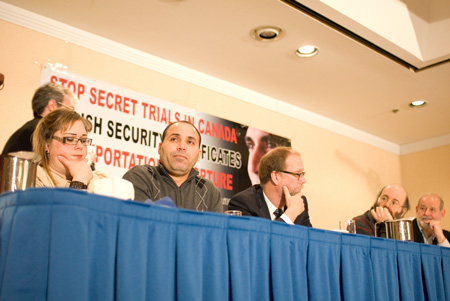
left=123, top=164, right=223, bottom=213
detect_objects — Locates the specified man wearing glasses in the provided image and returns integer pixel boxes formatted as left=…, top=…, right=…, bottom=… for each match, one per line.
left=2, top=82, right=77, bottom=155
left=353, top=184, right=409, bottom=236
left=228, top=147, right=312, bottom=226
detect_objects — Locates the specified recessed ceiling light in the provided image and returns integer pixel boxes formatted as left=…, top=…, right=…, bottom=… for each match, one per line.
left=251, top=26, right=285, bottom=42
left=409, top=100, right=428, bottom=107
left=296, top=45, right=319, bottom=57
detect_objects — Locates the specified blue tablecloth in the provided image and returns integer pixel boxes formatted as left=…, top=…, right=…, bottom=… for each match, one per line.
left=0, top=188, right=449, bottom=300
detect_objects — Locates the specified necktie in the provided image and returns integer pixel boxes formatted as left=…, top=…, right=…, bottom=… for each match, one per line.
left=273, top=208, right=283, bottom=219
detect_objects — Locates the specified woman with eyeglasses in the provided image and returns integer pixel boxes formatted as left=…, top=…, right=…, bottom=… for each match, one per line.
left=32, top=108, right=134, bottom=199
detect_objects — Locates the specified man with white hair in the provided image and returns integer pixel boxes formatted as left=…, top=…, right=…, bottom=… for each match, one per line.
left=413, top=193, right=450, bottom=247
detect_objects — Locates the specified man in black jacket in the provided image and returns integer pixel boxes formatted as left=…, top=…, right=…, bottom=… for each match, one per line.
left=2, top=83, right=76, bottom=154
left=413, top=193, right=450, bottom=247
left=228, top=147, right=312, bottom=227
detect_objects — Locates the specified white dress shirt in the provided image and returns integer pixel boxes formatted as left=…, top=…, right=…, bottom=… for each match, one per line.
left=417, top=221, right=450, bottom=248
left=262, top=191, right=294, bottom=224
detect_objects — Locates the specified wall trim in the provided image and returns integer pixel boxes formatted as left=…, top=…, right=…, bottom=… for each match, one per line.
left=3, top=1, right=445, bottom=155
left=400, top=134, right=450, bottom=155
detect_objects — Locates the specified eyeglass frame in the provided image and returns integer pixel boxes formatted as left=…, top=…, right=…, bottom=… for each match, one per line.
left=277, top=170, right=306, bottom=180
left=57, top=101, right=75, bottom=110
left=52, top=136, right=93, bottom=146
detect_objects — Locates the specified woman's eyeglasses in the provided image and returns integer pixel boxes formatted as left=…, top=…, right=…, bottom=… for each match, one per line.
left=53, top=136, right=93, bottom=146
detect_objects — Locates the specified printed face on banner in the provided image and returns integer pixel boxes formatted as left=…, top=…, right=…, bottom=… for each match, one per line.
left=245, top=127, right=292, bottom=185
left=40, top=65, right=291, bottom=198
left=158, top=122, right=201, bottom=177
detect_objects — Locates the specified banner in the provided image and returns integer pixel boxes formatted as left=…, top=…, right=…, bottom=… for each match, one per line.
left=40, top=64, right=290, bottom=199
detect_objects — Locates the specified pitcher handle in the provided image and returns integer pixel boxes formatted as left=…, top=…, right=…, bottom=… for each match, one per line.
left=374, top=221, right=384, bottom=237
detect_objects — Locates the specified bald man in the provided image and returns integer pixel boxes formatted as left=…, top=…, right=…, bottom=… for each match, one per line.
left=353, top=184, right=409, bottom=237
left=413, top=193, right=450, bottom=247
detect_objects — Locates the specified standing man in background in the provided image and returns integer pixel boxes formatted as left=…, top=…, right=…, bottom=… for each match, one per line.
left=123, top=121, right=223, bottom=213
left=413, top=193, right=450, bottom=247
left=2, top=82, right=77, bottom=154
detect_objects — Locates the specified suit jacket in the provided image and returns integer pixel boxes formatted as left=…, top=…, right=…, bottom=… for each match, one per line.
left=412, top=218, right=450, bottom=245
left=228, top=184, right=312, bottom=227
left=2, top=116, right=41, bottom=155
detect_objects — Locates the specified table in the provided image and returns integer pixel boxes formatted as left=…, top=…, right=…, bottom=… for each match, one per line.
left=0, top=188, right=449, bottom=300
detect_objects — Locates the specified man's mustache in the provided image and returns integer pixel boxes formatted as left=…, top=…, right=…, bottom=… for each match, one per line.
left=172, top=151, right=188, bottom=157
left=420, top=216, right=432, bottom=222
left=373, top=204, right=397, bottom=218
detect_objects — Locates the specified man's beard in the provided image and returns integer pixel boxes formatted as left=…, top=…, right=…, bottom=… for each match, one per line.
left=418, top=216, right=432, bottom=229
left=392, top=210, right=404, bottom=219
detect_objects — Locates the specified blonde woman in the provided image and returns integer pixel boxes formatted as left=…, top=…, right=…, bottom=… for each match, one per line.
left=32, top=108, right=133, bottom=199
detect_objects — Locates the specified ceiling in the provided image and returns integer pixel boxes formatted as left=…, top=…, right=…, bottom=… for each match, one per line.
left=2, top=0, right=450, bottom=149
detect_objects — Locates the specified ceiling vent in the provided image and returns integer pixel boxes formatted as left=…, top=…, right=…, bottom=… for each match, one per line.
left=251, top=26, right=285, bottom=42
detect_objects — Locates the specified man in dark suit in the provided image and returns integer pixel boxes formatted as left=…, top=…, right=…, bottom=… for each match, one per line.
left=2, top=83, right=77, bottom=154
left=413, top=193, right=450, bottom=247
left=228, top=147, right=312, bottom=226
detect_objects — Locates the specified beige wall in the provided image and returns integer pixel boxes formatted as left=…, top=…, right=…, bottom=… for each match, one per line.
left=402, top=145, right=450, bottom=230
left=1, top=20, right=448, bottom=231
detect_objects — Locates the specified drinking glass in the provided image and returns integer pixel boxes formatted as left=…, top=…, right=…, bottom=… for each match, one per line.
left=225, top=210, right=242, bottom=216
left=339, top=219, right=356, bottom=234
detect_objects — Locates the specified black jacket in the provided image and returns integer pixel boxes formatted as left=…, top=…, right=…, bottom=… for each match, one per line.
left=2, top=116, right=42, bottom=154
left=228, top=184, right=312, bottom=227
left=412, top=218, right=450, bottom=245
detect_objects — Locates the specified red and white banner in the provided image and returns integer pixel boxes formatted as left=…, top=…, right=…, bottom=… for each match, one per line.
left=40, top=64, right=290, bottom=198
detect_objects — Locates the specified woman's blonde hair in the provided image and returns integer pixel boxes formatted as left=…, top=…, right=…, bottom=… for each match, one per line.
left=32, top=108, right=92, bottom=182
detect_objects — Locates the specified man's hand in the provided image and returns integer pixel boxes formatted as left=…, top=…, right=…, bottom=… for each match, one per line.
left=428, top=220, right=446, bottom=244
left=282, top=186, right=304, bottom=222
left=370, top=206, right=394, bottom=223
left=58, top=155, right=93, bottom=185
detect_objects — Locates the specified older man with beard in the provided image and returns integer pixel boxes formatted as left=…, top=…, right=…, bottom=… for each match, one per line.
left=413, top=193, right=450, bottom=247
left=352, top=184, right=409, bottom=237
